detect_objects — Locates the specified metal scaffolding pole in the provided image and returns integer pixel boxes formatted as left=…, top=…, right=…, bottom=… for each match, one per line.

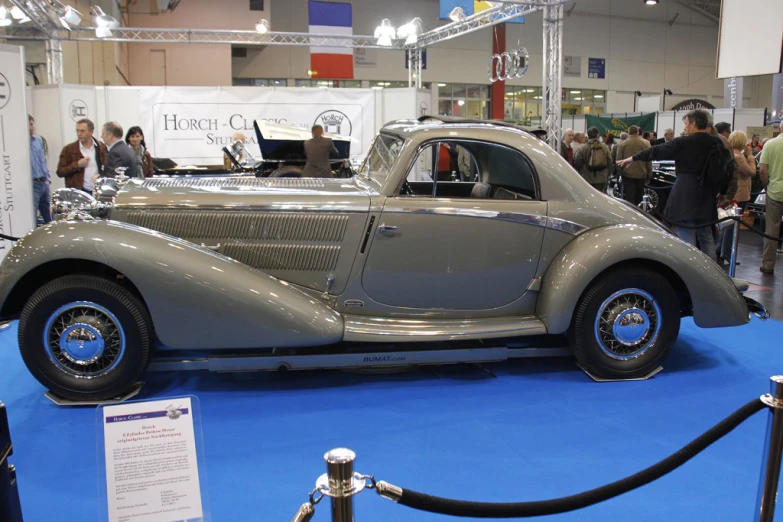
left=45, top=39, right=63, bottom=85
left=542, top=0, right=564, bottom=152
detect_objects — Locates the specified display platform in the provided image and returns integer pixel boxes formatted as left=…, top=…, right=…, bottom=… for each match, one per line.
left=0, top=317, right=779, bottom=521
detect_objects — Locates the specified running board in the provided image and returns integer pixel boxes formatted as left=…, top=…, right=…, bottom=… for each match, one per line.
left=148, top=345, right=571, bottom=373
left=342, top=315, right=547, bottom=343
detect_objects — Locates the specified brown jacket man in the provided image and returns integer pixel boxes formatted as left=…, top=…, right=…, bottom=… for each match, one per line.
left=303, top=125, right=339, bottom=178
left=616, top=133, right=653, bottom=180
left=57, top=138, right=108, bottom=190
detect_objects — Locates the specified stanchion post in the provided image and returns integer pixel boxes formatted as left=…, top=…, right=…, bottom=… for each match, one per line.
left=755, top=376, right=783, bottom=522
left=729, top=206, right=743, bottom=278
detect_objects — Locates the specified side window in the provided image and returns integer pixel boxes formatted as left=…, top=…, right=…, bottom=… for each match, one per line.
left=399, top=140, right=537, bottom=201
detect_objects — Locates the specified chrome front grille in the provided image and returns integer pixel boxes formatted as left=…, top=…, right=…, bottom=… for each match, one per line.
left=141, top=178, right=325, bottom=189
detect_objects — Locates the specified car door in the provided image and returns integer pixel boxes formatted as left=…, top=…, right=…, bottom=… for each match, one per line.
left=361, top=139, right=547, bottom=311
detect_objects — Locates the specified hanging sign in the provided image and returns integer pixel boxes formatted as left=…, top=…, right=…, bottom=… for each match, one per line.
left=0, top=44, right=34, bottom=261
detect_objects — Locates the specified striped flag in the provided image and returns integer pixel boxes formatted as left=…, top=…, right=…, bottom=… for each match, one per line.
left=438, top=0, right=524, bottom=23
left=309, top=1, right=354, bottom=79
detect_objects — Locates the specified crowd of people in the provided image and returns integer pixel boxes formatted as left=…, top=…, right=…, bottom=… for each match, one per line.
left=561, top=109, right=783, bottom=275
left=28, top=117, right=152, bottom=224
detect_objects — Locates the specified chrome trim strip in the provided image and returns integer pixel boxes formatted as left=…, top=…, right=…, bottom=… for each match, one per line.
left=343, top=315, right=547, bottom=342
left=114, top=204, right=370, bottom=213
left=383, top=207, right=587, bottom=235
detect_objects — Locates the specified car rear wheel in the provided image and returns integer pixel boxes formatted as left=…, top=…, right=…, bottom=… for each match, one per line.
left=19, top=275, right=153, bottom=401
left=568, top=269, right=680, bottom=379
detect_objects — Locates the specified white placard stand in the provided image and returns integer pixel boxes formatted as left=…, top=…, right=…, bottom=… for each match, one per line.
left=0, top=44, right=35, bottom=262
left=97, top=396, right=210, bottom=522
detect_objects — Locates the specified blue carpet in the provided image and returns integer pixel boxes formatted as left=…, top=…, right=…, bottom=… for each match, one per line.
left=0, top=317, right=780, bottom=521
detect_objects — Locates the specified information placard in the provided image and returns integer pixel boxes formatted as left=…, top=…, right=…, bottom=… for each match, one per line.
left=97, top=397, right=210, bottom=522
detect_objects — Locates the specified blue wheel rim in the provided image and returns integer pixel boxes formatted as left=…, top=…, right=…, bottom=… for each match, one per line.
left=43, top=301, right=126, bottom=379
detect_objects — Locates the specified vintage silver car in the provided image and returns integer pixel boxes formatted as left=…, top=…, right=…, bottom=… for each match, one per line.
left=0, top=119, right=763, bottom=401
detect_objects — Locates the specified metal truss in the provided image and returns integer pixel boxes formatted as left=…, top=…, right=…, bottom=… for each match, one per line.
left=542, top=0, right=564, bottom=152
left=416, top=3, right=535, bottom=48
left=2, top=26, right=402, bottom=48
left=407, top=49, right=423, bottom=89
left=45, top=39, right=62, bottom=84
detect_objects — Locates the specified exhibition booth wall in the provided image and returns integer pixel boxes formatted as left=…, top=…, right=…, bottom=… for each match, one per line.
left=28, top=85, right=431, bottom=191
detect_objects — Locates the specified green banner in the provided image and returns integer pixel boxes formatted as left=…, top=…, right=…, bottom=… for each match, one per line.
left=585, top=113, right=657, bottom=138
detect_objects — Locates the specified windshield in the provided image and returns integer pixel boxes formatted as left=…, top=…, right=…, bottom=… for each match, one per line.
left=359, top=133, right=404, bottom=187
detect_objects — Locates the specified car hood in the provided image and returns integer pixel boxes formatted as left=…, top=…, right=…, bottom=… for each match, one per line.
left=111, top=176, right=374, bottom=212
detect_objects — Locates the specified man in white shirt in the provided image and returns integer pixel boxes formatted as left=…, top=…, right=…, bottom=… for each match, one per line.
left=56, top=118, right=107, bottom=193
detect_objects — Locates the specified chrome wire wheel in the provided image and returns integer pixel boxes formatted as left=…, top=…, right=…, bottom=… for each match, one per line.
left=638, top=188, right=660, bottom=213
left=43, top=301, right=126, bottom=379
left=593, top=289, right=661, bottom=360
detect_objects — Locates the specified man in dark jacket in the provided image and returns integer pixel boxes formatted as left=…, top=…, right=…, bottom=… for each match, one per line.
left=100, top=121, right=138, bottom=178
left=617, top=109, right=734, bottom=261
left=57, top=118, right=108, bottom=193
left=303, top=125, right=338, bottom=178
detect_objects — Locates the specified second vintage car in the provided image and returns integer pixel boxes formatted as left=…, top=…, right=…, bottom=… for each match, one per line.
left=0, top=117, right=763, bottom=401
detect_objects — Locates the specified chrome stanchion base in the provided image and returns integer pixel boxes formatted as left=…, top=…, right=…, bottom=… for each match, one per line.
left=577, top=364, right=663, bottom=382
left=44, top=382, right=145, bottom=406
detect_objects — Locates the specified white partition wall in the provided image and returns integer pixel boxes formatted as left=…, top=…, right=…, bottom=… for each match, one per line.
left=31, top=85, right=426, bottom=166
left=0, top=44, right=35, bottom=256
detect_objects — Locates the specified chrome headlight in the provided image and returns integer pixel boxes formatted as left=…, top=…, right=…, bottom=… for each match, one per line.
left=51, top=188, right=110, bottom=220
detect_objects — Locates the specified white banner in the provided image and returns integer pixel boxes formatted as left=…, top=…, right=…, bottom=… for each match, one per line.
left=139, top=87, right=376, bottom=165
left=0, top=44, right=34, bottom=260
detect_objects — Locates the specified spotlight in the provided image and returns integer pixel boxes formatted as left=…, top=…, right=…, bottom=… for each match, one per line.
left=397, top=17, right=423, bottom=46
left=91, top=5, right=119, bottom=37
left=0, top=6, right=11, bottom=27
left=374, top=19, right=396, bottom=47
left=634, top=90, right=642, bottom=97
left=48, top=0, right=83, bottom=30
left=9, top=6, right=30, bottom=23
left=449, top=7, right=467, bottom=22
left=664, top=89, right=673, bottom=95
left=644, top=0, right=659, bottom=4
left=255, top=19, right=269, bottom=34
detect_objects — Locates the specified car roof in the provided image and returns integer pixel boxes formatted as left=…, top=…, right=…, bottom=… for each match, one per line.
left=381, top=115, right=543, bottom=141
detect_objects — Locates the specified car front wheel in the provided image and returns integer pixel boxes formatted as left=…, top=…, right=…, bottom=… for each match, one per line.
left=568, top=269, right=680, bottom=379
left=19, top=275, right=153, bottom=401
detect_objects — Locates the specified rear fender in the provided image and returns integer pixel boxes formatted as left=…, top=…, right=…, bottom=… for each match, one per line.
left=536, top=225, right=750, bottom=334
left=0, top=220, right=343, bottom=349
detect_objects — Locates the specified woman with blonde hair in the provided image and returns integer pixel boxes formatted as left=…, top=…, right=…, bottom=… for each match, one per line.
left=718, top=130, right=757, bottom=265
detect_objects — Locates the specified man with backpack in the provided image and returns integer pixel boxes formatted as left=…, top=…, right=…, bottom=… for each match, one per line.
left=574, top=126, right=612, bottom=193
left=617, top=109, right=734, bottom=261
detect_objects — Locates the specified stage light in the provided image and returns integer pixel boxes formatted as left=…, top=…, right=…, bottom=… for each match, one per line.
left=644, top=0, right=659, bottom=4
left=91, top=6, right=119, bottom=37
left=374, top=19, right=396, bottom=47
left=397, top=17, right=422, bottom=46
left=0, top=6, right=11, bottom=27
left=48, top=0, right=83, bottom=30
left=9, top=6, right=30, bottom=23
left=255, top=19, right=269, bottom=34
left=449, top=7, right=466, bottom=22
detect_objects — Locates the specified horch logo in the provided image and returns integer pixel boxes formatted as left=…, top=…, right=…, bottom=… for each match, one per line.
left=69, top=99, right=88, bottom=121
left=315, top=110, right=352, bottom=136
left=0, top=73, right=10, bottom=110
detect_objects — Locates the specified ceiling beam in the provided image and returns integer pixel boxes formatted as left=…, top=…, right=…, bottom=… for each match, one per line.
left=672, top=0, right=720, bottom=23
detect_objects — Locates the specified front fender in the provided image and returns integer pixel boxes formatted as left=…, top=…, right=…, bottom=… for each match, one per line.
left=0, top=220, right=343, bottom=349
left=536, top=225, right=750, bottom=334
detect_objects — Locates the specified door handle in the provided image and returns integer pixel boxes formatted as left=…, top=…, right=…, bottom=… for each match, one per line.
left=378, top=224, right=398, bottom=233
